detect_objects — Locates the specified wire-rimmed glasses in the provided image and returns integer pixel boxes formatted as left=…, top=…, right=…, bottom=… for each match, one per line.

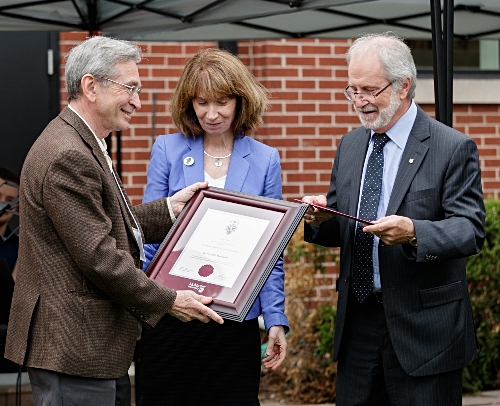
left=344, top=82, right=393, bottom=103
left=102, top=77, right=142, bottom=99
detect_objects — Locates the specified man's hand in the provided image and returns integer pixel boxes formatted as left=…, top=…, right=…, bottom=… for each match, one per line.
left=301, top=195, right=334, bottom=225
left=262, top=325, right=287, bottom=370
left=169, top=181, right=209, bottom=217
left=167, top=290, right=224, bottom=324
left=362, top=215, right=415, bottom=245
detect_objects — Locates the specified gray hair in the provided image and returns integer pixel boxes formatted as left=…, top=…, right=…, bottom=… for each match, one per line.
left=346, top=33, right=417, bottom=100
left=65, top=36, right=142, bottom=102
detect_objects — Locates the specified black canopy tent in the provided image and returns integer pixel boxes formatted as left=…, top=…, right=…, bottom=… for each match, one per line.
left=1, top=0, right=500, bottom=133
left=0, top=0, right=368, bottom=34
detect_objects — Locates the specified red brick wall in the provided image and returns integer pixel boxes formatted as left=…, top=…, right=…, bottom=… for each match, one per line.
left=60, top=33, right=500, bottom=202
left=59, top=32, right=500, bottom=303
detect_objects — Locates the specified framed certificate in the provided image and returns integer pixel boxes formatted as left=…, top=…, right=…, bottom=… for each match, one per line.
left=146, top=187, right=307, bottom=321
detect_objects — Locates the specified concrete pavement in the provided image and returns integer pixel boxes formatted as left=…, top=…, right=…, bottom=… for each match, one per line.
left=259, top=390, right=500, bottom=405
left=2, top=371, right=500, bottom=405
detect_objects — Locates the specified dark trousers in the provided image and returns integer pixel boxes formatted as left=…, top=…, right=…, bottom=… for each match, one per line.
left=336, top=291, right=462, bottom=406
left=28, top=367, right=131, bottom=406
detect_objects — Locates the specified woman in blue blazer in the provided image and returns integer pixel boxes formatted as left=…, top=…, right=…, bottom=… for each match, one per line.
left=138, top=48, right=288, bottom=406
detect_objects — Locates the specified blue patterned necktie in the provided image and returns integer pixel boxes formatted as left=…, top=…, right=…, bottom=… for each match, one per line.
left=352, top=133, right=390, bottom=303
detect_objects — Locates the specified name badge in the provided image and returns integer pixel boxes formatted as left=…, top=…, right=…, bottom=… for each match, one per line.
left=132, top=227, right=146, bottom=262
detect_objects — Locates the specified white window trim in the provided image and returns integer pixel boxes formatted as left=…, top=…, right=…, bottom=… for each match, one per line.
left=414, top=78, right=500, bottom=104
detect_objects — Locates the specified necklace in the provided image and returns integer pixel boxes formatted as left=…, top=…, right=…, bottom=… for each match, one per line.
left=204, top=150, right=232, bottom=167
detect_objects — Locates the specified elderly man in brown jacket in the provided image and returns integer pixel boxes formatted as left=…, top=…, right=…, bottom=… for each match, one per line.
left=5, top=36, right=223, bottom=406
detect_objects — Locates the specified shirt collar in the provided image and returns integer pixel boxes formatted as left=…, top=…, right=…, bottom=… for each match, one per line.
left=68, top=104, right=111, bottom=169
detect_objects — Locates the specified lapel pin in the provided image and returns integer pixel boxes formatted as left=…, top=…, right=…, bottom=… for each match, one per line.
left=183, top=157, right=194, bottom=166
left=409, top=158, right=414, bottom=164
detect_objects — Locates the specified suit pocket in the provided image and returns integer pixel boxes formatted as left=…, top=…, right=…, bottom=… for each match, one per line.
left=68, top=290, right=112, bottom=300
left=420, top=281, right=463, bottom=308
left=403, top=188, right=436, bottom=203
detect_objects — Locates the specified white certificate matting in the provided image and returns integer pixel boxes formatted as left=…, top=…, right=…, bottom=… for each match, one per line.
left=169, top=208, right=270, bottom=288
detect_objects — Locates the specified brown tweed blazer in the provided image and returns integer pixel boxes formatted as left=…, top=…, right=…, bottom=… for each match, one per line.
left=5, top=107, right=176, bottom=379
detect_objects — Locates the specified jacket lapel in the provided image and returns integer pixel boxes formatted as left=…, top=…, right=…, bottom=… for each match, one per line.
left=180, top=135, right=249, bottom=192
left=386, top=106, right=430, bottom=215
left=60, top=108, right=110, bottom=176
left=341, top=128, right=371, bottom=243
left=182, top=136, right=205, bottom=187
left=348, top=128, right=371, bottom=219
left=225, top=136, right=250, bottom=192
left=59, top=107, right=137, bottom=236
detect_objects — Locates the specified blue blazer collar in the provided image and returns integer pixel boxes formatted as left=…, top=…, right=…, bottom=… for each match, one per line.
left=181, top=135, right=250, bottom=192
left=225, top=136, right=250, bottom=192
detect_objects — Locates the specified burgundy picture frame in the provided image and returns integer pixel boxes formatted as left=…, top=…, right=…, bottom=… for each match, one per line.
left=146, top=187, right=307, bottom=321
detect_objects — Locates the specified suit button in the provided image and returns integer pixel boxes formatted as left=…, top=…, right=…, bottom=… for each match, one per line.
left=132, top=252, right=139, bottom=259
left=345, top=277, right=349, bottom=283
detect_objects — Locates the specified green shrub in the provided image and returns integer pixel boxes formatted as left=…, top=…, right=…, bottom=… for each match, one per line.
left=315, top=304, right=336, bottom=359
left=464, top=199, right=500, bottom=392
left=259, top=222, right=338, bottom=404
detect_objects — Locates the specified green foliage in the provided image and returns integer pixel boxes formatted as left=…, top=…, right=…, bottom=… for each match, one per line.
left=464, top=199, right=500, bottom=392
left=315, top=304, right=336, bottom=359
left=259, top=223, right=338, bottom=403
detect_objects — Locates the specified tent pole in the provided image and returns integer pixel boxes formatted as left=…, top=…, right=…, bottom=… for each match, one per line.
left=86, top=0, right=98, bottom=36
left=430, top=0, right=444, bottom=123
left=443, top=0, right=454, bottom=127
left=218, top=41, right=238, bottom=55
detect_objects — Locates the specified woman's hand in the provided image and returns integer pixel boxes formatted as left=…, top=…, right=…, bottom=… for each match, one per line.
left=262, top=325, right=287, bottom=370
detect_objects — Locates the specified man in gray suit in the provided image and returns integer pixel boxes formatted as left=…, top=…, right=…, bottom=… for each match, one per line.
left=302, top=33, right=485, bottom=405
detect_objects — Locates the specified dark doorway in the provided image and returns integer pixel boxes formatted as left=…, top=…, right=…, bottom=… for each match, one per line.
left=0, top=32, right=60, bottom=174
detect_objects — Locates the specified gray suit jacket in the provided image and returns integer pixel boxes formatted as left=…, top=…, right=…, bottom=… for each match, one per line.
left=6, top=107, right=176, bottom=379
left=306, top=104, right=485, bottom=377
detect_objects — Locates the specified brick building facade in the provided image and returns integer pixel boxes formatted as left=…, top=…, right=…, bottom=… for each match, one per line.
left=60, top=32, right=500, bottom=303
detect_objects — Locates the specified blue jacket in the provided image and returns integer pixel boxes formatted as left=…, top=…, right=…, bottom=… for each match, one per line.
left=143, top=132, right=289, bottom=331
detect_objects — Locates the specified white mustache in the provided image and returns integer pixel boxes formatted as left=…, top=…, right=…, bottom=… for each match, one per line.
left=357, top=105, right=378, bottom=113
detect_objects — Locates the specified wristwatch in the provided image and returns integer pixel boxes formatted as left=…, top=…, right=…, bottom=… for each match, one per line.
left=408, top=235, right=418, bottom=247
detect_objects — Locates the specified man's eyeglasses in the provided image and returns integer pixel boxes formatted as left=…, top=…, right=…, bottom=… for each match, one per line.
left=102, top=77, right=142, bottom=99
left=344, top=82, right=393, bottom=104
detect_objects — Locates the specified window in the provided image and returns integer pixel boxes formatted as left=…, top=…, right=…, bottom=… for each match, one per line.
left=407, top=39, right=500, bottom=77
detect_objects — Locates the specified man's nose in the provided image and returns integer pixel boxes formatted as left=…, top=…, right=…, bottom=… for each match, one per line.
left=354, top=96, right=369, bottom=108
left=130, top=94, right=141, bottom=110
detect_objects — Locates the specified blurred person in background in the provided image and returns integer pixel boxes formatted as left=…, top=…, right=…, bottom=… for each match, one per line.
left=0, top=167, right=20, bottom=373
left=0, top=167, right=20, bottom=274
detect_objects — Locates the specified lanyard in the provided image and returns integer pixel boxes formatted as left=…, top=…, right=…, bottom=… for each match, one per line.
left=110, top=167, right=146, bottom=262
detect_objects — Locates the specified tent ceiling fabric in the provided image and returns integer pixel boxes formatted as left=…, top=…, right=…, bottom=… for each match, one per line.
left=110, top=0, right=500, bottom=42
left=0, top=0, right=369, bottom=34
left=2, top=0, right=499, bottom=42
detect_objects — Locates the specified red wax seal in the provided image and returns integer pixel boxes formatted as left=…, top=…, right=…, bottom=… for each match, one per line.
left=198, top=264, right=214, bottom=277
